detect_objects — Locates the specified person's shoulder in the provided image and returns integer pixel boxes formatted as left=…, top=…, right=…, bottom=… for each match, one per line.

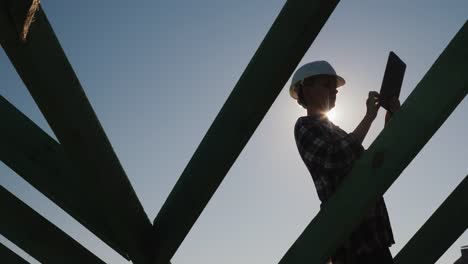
left=295, top=116, right=323, bottom=128
left=294, top=116, right=325, bottom=136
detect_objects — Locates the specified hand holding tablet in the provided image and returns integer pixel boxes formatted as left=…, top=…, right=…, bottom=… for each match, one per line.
left=379, top=51, right=406, bottom=114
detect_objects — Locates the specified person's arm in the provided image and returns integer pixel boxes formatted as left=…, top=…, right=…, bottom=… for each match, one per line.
left=352, top=91, right=380, bottom=145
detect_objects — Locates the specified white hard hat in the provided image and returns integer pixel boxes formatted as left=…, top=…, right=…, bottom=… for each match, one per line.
left=289, top=60, right=346, bottom=99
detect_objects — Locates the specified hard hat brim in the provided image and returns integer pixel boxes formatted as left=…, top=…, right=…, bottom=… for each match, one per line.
left=289, top=74, right=345, bottom=100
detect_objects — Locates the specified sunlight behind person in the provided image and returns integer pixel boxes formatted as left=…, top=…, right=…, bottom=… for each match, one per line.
left=326, top=108, right=337, bottom=122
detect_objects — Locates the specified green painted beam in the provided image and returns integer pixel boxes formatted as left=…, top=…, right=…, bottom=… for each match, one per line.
left=0, top=243, right=29, bottom=264
left=394, top=175, right=468, bottom=264
left=151, top=0, right=340, bottom=263
left=0, top=1, right=152, bottom=262
left=279, top=21, right=468, bottom=264
left=0, top=96, right=131, bottom=259
left=0, top=186, right=106, bottom=264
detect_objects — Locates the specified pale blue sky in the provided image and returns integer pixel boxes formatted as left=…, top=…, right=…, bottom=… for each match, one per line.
left=1, top=0, right=467, bottom=263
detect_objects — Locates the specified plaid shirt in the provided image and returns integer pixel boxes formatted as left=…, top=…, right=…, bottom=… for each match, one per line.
left=294, top=115, right=395, bottom=257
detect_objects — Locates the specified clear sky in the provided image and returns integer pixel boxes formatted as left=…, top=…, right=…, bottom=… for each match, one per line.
left=1, top=0, right=467, bottom=263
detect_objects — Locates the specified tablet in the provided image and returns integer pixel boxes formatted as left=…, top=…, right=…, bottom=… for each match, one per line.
left=379, top=51, right=406, bottom=112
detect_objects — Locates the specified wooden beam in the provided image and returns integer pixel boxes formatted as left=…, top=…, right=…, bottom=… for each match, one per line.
left=394, top=176, right=468, bottom=264
left=151, top=0, right=340, bottom=263
left=0, top=1, right=152, bottom=262
left=0, top=186, right=106, bottom=264
left=0, top=243, right=29, bottom=264
left=0, top=96, right=128, bottom=260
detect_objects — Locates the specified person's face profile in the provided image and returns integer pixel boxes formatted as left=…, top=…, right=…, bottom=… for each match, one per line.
left=303, top=75, right=338, bottom=111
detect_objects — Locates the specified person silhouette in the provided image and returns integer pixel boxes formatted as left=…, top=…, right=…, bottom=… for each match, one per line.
left=290, top=61, right=400, bottom=264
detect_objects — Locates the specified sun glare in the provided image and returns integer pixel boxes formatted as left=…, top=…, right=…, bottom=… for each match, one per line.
left=326, top=109, right=337, bottom=122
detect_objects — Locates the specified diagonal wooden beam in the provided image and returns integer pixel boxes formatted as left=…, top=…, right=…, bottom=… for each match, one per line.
left=394, top=175, right=468, bottom=264
left=0, top=242, right=29, bottom=264
left=0, top=1, right=152, bottom=262
left=0, top=96, right=128, bottom=260
left=278, top=21, right=468, bottom=264
left=0, top=186, right=106, bottom=264
left=150, top=0, right=341, bottom=262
